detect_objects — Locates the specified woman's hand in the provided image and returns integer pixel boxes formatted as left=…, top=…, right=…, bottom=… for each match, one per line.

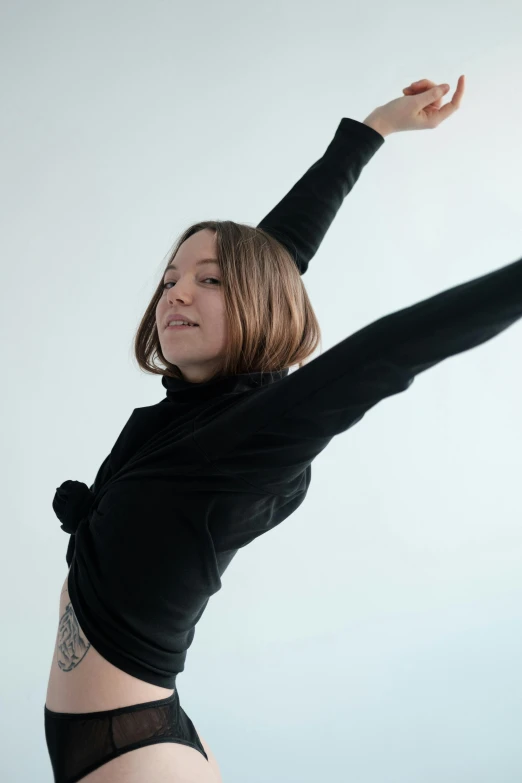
left=364, top=75, right=466, bottom=136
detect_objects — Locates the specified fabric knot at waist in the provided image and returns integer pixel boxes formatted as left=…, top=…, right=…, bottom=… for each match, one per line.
left=53, top=480, right=95, bottom=534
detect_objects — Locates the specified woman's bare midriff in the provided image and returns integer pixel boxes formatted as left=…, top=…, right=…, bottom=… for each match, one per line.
left=45, top=570, right=174, bottom=713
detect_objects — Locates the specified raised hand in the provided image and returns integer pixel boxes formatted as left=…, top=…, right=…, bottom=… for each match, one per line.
left=365, top=75, right=466, bottom=135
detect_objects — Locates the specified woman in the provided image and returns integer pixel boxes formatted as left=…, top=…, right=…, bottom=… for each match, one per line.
left=45, top=74, right=520, bottom=783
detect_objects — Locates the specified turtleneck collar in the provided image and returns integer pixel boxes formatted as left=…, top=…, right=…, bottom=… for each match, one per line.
left=162, top=367, right=289, bottom=404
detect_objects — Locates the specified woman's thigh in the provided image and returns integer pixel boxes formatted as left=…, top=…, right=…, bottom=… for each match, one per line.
left=79, top=740, right=221, bottom=783
left=199, top=735, right=223, bottom=783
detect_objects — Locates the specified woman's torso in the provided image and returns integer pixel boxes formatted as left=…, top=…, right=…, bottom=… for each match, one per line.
left=45, top=570, right=174, bottom=713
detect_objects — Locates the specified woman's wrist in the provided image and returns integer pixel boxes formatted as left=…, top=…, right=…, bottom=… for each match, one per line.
left=362, top=111, right=392, bottom=138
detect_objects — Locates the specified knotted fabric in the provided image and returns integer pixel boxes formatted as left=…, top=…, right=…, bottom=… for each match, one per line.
left=53, top=480, right=95, bottom=534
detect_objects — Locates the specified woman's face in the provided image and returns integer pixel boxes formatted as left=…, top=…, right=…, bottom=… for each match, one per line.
left=155, top=229, right=228, bottom=383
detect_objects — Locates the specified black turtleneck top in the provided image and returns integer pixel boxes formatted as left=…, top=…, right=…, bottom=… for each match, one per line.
left=55, top=118, right=522, bottom=688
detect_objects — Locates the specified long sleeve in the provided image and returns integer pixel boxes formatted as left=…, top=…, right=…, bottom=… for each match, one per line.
left=193, top=254, right=522, bottom=495
left=256, top=118, right=385, bottom=275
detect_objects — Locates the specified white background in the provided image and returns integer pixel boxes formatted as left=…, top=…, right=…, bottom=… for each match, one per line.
left=3, top=1, right=522, bottom=780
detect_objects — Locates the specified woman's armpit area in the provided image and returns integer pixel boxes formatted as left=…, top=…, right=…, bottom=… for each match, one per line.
left=56, top=580, right=92, bottom=673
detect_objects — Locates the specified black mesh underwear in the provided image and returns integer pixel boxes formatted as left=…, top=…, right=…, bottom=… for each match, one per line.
left=44, top=688, right=208, bottom=783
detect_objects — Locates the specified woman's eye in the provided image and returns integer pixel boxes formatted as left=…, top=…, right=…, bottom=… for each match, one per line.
left=162, top=278, right=220, bottom=290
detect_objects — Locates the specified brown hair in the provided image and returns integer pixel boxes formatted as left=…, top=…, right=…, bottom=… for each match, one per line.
left=133, top=220, right=322, bottom=381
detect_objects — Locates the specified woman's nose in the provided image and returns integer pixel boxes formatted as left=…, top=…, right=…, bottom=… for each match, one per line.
left=168, top=285, right=192, bottom=302
left=169, top=293, right=192, bottom=304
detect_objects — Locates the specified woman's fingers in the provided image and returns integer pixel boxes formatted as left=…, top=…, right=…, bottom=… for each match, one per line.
left=403, top=79, right=442, bottom=109
left=452, top=75, right=466, bottom=105
left=404, top=75, right=465, bottom=97
left=403, top=79, right=436, bottom=94
left=432, top=75, right=466, bottom=124
left=402, top=76, right=465, bottom=120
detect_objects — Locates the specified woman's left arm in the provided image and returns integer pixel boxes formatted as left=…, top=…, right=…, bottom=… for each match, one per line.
left=256, top=117, right=385, bottom=276
left=257, top=76, right=465, bottom=276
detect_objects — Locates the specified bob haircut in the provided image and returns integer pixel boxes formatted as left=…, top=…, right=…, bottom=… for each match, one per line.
left=133, top=220, right=323, bottom=382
